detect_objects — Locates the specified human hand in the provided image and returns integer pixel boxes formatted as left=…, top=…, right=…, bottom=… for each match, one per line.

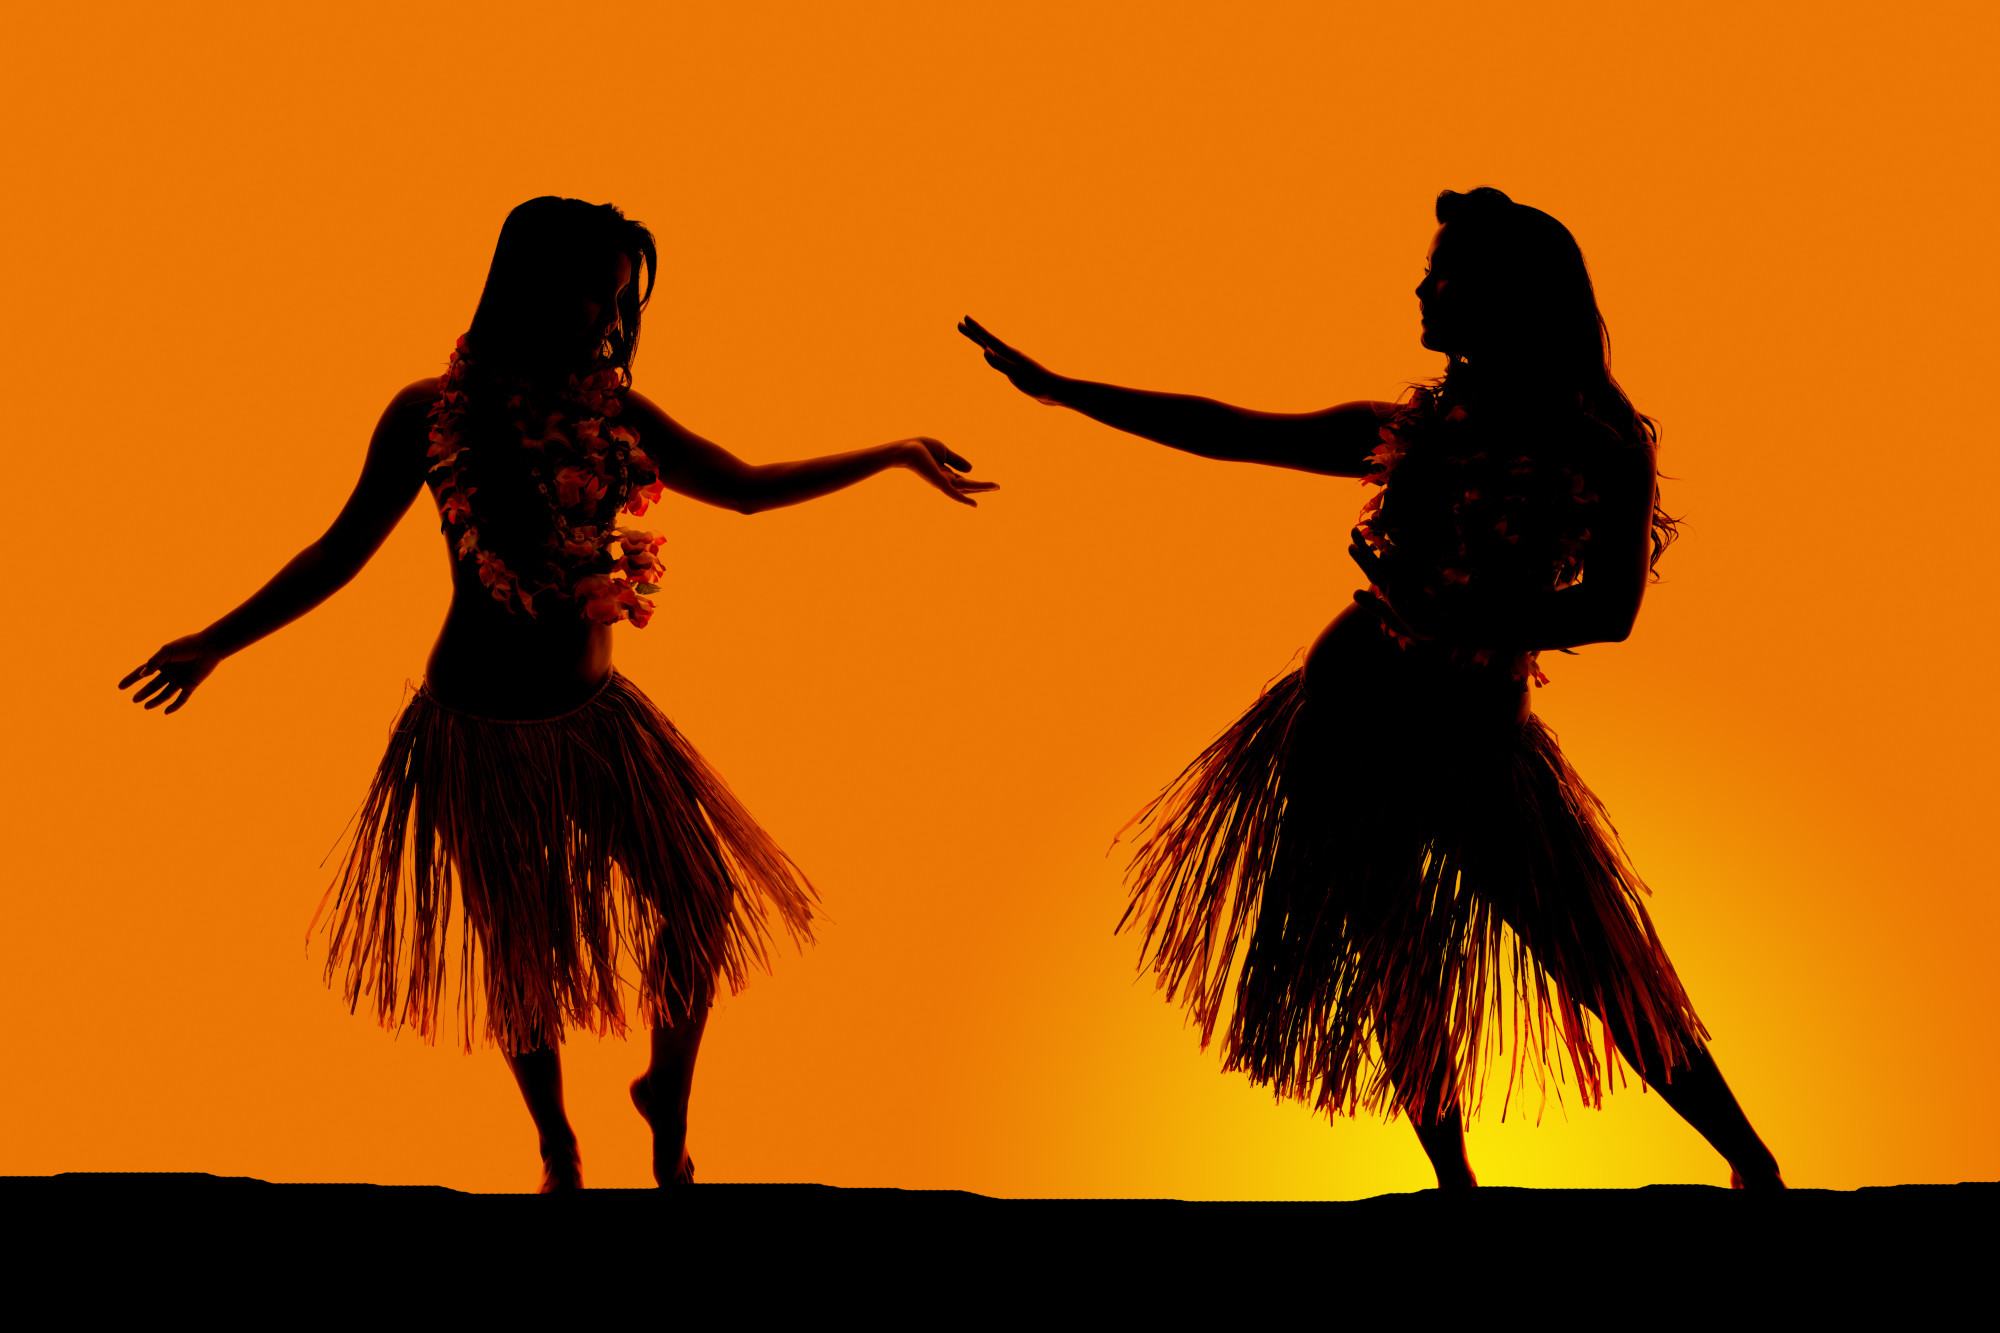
left=896, top=438, right=1000, bottom=507
left=1348, top=527, right=1442, bottom=642
left=957, top=317, right=1069, bottom=405
left=118, top=633, right=224, bottom=714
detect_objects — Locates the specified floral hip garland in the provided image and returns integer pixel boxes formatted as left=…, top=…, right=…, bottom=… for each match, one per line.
left=1355, top=385, right=1606, bottom=685
left=426, top=337, right=667, bottom=627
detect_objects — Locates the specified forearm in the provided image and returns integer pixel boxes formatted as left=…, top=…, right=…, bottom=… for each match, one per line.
left=1055, top=379, right=1258, bottom=460
left=736, top=443, right=906, bottom=513
left=201, top=542, right=358, bottom=657
left=1053, top=380, right=1380, bottom=476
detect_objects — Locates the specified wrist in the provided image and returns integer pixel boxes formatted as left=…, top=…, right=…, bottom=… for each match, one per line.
left=1044, top=374, right=1085, bottom=408
left=196, top=620, right=249, bottom=661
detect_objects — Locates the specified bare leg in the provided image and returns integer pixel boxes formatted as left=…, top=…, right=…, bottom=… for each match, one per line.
left=631, top=1001, right=709, bottom=1187
left=505, top=1045, right=582, bottom=1193
left=1399, top=1061, right=1478, bottom=1190
left=1639, top=1048, right=1785, bottom=1189
left=1601, top=1014, right=1784, bottom=1189
left=1411, top=1105, right=1478, bottom=1190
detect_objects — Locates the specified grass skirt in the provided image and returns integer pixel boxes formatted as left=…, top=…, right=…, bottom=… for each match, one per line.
left=1122, top=667, right=1706, bottom=1122
left=318, top=671, right=815, bottom=1054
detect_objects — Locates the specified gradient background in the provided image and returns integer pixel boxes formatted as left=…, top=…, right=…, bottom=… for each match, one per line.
left=3, top=1, right=1994, bottom=1196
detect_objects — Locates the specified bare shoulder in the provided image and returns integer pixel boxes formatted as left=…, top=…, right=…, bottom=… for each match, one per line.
left=389, top=376, right=443, bottom=421
left=352, top=377, right=444, bottom=478
left=620, top=386, right=682, bottom=434
left=371, top=376, right=441, bottom=445
left=619, top=387, right=711, bottom=452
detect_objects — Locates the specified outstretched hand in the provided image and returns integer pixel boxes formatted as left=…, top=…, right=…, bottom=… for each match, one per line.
left=118, top=633, right=223, bottom=715
left=897, top=437, right=1000, bottom=507
left=958, top=317, right=1069, bottom=405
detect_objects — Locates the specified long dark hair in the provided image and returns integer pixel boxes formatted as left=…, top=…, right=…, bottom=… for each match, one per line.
left=464, top=196, right=658, bottom=382
left=441, top=199, right=661, bottom=597
left=1427, top=187, right=1679, bottom=572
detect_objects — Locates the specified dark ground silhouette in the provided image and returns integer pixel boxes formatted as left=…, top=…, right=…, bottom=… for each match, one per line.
left=8, top=1173, right=1991, bottom=1313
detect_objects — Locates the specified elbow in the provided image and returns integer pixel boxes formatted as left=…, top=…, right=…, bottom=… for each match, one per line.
left=728, top=467, right=773, bottom=515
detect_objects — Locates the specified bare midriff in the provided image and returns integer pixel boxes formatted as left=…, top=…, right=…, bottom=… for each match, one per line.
left=424, top=548, right=616, bottom=720
left=1304, top=600, right=1531, bottom=730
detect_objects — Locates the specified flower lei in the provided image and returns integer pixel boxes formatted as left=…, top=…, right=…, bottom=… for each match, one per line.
left=426, top=338, right=668, bottom=627
left=1355, top=384, right=1606, bottom=685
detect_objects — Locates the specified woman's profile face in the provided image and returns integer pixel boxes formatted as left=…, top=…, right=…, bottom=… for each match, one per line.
left=1416, top=226, right=1460, bottom=355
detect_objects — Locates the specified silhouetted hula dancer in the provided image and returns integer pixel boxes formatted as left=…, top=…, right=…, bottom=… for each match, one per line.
left=122, top=196, right=995, bottom=1191
left=962, top=187, right=1781, bottom=1190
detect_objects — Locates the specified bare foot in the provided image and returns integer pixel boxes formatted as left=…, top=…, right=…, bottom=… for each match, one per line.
left=630, top=1075, right=694, bottom=1186
left=538, top=1136, right=583, bottom=1193
left=1730, top=1166, right=1786, bottom=1190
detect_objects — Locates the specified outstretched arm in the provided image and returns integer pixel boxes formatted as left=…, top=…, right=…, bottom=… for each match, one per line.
left=623, top=390, right=997, bottom=514
left=119, top=381, right=436, bottom=713
left=959, top=316, right=1392, bottom=477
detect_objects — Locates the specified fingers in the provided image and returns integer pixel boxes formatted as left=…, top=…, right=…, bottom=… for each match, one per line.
left=910, top=437, right=977, bottom=473
left=1348, top=527, right=1390, bottom=578
left=923, top=460, right=991, bottom=507
left=119, top=644, right=175, bottom=689
left=131, top=672, right=174, bottom=705
left=1354, top=587, right=1429, bottom=643
left=1353, top=588, right=1402, bottom=632
left=931, top=441, right=974, bottom=473
left=957, top=316, right=1000, bottom=351
left=162, top=685, right=196, bottom=714
left=961, top=318, right=1030, bottom=371
left=926, top=468, right=978, bottom=506
left=899, top=435, right=996, bottom=507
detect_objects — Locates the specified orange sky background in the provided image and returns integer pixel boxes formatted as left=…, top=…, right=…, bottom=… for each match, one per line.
left=3, top=1, right=1995, bottom=1196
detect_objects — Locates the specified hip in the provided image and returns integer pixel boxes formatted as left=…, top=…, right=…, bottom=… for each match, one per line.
left=1302, top=601, right=1531, bottom=732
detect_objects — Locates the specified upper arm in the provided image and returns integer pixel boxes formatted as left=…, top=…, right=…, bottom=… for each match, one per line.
left=621, top=390, right=762, bottom=512
left=1234, top=400, right=1396, bottom=476
left=1579, top=443, right=1659, bottom=638
left=316, top=379, right=437, bottom=562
